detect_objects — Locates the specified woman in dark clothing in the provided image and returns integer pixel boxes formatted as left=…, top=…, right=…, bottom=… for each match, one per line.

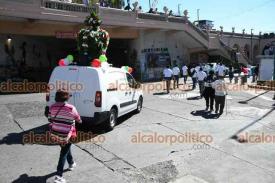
left=203, top=70, right=216, bottom=111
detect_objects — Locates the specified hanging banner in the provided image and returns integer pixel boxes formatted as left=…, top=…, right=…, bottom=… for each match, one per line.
left=55, top=31, right=78, bottom=39
left=140, top=48, right=171, bottom=81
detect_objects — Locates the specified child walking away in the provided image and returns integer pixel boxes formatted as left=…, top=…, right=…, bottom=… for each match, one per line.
left=172, top=64, right=180, bottom=89
left=48, top=89, right=82, bottom=183
left=203, top=70, right=215, bottom=111
left=182, top=64, right=188, bottom=84
left=212, top=76, right=228, bottom=115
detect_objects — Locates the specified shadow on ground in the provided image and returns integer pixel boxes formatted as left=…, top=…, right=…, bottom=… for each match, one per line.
left=179, top=88, right=193, bottom=92
left=239, top=91, right=269, bottom=104
left=187, top=96, right=201, bottom=100
left=153, top=92, right=168, bottom=96
left=11, top=171, right=69, bottom=183
left=0, top=113, right=134, bottom=146
left=230, top=107, right=275, bottom=141
left=191, top=110, right=220, bottom=119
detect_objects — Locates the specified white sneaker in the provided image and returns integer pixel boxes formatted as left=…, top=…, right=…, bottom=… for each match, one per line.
left=54, top=176, right=66, bottom=183
left=68, top=162, right=76, bottom=171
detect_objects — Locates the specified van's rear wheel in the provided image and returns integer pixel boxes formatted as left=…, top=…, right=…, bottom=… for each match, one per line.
left=135, top=97, right=143, bottom=113
left=106, top=108, right=117, bottom=131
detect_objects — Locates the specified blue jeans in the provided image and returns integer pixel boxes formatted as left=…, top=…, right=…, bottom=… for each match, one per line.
left=57, top=143, right=74, bottom=176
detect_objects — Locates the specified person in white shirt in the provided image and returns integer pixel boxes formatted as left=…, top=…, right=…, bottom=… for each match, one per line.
left=217, top=63, right=225, bottom=77
left=212, top=76, right=228, bottom=115
left=182, top=64, right=188, bottom=84
left=163, top=65, right=173, bottom=93
left=195, top=65, right=200, bottom=73
left=202, top=64, right=208, bottom=73
left=172, top=64, right=180, bottom=89
left=215, top=63, right=220, bottom=75
left=190, top=66, right=197, bottom=90
left=197, top=67, right=207, bottom=97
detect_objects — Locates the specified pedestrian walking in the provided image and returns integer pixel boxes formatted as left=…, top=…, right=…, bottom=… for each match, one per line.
left=172, top=64, right=180, bottom=89
left=195, top=64, right=201, bottom=73
left=124, top=2, right=132, bottom=11
left=163, top=65, right=173, bottom=93
left=203, top=70, right=215, bottom=111
left=217, top=63, right=225, bottom=77
left=197, top=67, right=207, bottom=97
left=212, top=76, right=228, bottom=115
left=253, top=64, right=259, bottom=82
left=190, top=66, right=197, bottom=90
left=208, top=64, right=215, bottom=75
left=48, top=89, right=82, bottom=183
left=229, top=67, right=234, bottom=83
left=182, top=64, right=188, bottom=84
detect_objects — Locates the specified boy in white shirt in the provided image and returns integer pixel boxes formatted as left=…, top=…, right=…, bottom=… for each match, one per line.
left=172, top=64, right=180, bottom=89
left=218, top=63, right=225, bottom=77
left=212, top=76, right=228, bottom=115
left=163, top=65, right=173, bottom=93
left=182, top=64, right=188, bottom=84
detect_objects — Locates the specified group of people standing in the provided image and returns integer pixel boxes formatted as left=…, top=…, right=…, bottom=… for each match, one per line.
left=163, top=63, right=228, bottom=115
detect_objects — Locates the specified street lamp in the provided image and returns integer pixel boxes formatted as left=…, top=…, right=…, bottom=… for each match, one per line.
left=178, top=4, right=182, bottom=16
left=251, top=29, right=254, bottom=64
left=197, top=9, right=200, bottom=22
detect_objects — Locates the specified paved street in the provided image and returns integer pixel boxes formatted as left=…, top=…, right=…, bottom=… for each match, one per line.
left=0, top=79, right=275, bottom=183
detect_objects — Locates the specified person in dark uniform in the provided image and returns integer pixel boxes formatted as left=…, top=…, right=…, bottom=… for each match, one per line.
left=253, top=64, right=259, bottom=82
left=203, top=70, right=216, bottom=111
left=212, top=76, right=228, bottom=115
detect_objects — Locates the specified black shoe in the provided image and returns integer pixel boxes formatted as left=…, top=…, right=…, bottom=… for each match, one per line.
left=219, top=111, right=223, bottom=115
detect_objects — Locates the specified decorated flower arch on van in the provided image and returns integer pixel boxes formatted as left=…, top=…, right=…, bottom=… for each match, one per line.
left=77, top=11, right=110, bottom=66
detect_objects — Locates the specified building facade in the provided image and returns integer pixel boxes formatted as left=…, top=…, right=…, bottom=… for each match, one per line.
left=0, top=0, right=274, bottom=82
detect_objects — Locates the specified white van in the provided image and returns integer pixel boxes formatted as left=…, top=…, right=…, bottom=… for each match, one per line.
left=45, top=66, right=143, bottom=130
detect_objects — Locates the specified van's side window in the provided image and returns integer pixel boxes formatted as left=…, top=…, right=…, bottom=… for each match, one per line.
left=126, top=73, right=135, bottom=88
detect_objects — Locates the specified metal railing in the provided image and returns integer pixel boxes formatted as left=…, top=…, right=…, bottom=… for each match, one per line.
left=100, top=7, right=136, bottom=17
left=186, top=21, right=209, bottom=41
left=40, top=1, right=209, bottom=41
left=42, top=0, right=96, bottom=13
left=137, top=13, right=167, bottom=21
left=138, top=13, right=208, bottom=41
